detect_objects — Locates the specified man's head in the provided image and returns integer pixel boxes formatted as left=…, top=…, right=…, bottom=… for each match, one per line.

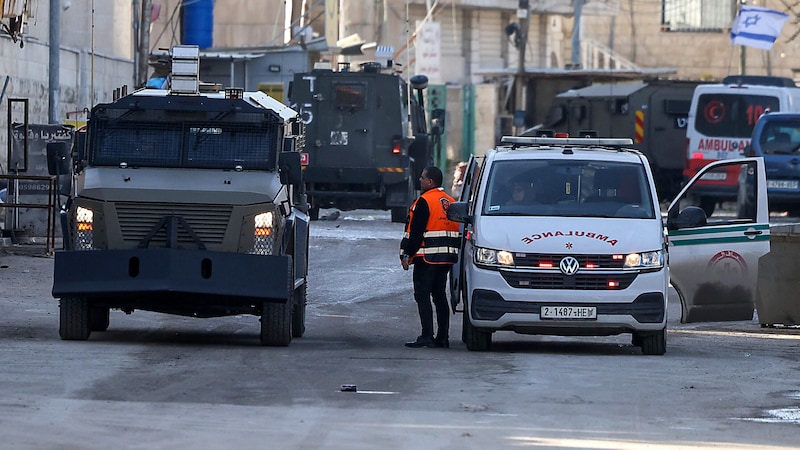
left=420, top=166, right=443, bottom=192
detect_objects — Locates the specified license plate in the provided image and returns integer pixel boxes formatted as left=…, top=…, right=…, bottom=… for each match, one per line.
left=541, top=306, right=597, bottom=320
left=767, top=179, right=799, bottom=189
left=700, top=172, right=727, bottom=181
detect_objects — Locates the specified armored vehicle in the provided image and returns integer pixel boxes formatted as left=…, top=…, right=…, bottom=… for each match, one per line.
left=50, top=46, right=309, bottom=346
left=289, top=62, right=438, bottom=222
left=543, top=80, right=701, bottom=199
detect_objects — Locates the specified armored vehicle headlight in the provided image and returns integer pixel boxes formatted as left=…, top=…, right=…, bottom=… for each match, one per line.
left=255, top=212, right=274, bottom=235
left=74, top=206, right=95, bottom=250
left=250, top=211, right=276, bottom=255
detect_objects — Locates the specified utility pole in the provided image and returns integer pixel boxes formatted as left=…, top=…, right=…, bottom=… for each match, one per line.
left=49, top=0, right=61, bottom=124
left=571, top=0, right=583, bottom=66
left=513, top=0, right=529, bottom=135
left=137, top=0, right=153, bottom=88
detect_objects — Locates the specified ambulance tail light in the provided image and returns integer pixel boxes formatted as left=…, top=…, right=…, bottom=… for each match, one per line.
left=691, top=152, right=704, bottom=159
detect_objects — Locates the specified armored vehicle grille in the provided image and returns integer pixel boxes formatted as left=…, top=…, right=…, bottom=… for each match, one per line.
left=116, top=203, right=232, bottom=247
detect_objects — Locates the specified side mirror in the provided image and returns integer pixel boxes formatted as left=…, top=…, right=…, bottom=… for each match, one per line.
left=46, top=142, right=71, bottom=176
left=278, top=151, right=303, bottom=187
left=447, top=201, right=472, bottom=224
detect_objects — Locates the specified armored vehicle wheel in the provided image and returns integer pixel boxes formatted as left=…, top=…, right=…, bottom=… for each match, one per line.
left=462, top=309, right=491, bottom=351
left=291, top=281, right=307, bottom=338
left=260, top=300, right=292, bottom=346
left=89, top=306, right=110, bottom=332
left=639, top=328, right=666, bottom=355
left=59, top=297, right=91, bottom=340
left=309, top=204, right=320, bottom=221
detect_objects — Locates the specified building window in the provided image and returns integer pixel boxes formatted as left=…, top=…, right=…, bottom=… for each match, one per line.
left=661, top=0, right=737, bottom=32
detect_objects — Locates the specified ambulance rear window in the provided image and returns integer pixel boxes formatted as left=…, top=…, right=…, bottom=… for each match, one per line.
left=695, top=93, right=779, bottom=138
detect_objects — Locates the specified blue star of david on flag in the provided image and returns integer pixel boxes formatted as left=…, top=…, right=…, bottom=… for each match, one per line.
left=730, top=6, right=790, bottom=50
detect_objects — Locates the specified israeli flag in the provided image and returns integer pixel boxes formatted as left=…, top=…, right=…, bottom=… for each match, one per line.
left=730, top=6, right=790, bottom=50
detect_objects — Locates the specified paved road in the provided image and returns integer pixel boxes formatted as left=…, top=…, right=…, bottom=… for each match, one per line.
left=0, top=209, right=799, bottom=449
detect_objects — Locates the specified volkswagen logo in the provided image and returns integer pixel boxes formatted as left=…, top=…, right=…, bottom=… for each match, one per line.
left=559, top=256, right=580, bottom=275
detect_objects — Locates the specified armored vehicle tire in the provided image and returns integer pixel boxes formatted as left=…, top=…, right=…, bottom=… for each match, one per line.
left=638, top=328, right=666, bottom=355
left=89, top=306, right=110, bottom=332
left=462, top=309, right=492, bottom=351
left=291, top=281, right=307, bottom=338
left=310, top=204, right=320, bottom=221
left=59, top=297, right=91, bottom=341
left=260, top=300, right=292, bottom=346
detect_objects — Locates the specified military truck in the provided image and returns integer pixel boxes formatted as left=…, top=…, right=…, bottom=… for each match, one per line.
left=289, top=62, right=439, bottom=222
left=50, top=46, right=309, bottom=346
left=541, top=80, right=702, bottom=199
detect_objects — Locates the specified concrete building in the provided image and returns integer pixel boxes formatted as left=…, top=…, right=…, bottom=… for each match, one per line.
left=3, top=0, right=799, bottom=176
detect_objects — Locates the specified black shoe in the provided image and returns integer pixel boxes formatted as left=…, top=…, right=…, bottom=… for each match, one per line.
left=433, top=338, right=450, bottom=348
left=405, top=336, right=435, bottom=348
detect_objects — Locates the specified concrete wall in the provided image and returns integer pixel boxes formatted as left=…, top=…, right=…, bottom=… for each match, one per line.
left=577, top=0, right=799, bottom=81
left=0, top=2, right=134, bottom=175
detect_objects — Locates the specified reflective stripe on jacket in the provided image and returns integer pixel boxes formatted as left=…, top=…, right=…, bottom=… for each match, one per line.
left=401, top=187, right=461, bottom=265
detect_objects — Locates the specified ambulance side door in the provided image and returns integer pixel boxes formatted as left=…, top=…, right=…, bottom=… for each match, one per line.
left=449, top=156, right=481, bottom=312
left=667, top=157, right=770, bottom=323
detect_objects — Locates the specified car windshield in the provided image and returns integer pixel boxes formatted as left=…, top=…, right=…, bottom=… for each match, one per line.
left=481, top=159, right=656, bottom=219
left=758, top=119, right=800, bottom=154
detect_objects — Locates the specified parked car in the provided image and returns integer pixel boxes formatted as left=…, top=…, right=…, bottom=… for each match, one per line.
left=746, top=112, right=800, bottom=214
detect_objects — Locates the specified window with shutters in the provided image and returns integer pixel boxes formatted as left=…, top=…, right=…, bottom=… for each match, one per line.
left=661, top=0, right=736, bottom=32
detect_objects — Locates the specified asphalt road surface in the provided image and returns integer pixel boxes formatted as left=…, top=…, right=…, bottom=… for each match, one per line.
left=0, top=209, right=799, bottom=449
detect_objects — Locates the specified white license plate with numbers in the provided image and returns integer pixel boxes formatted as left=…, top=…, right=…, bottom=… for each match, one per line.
left=767, top=179, right=799, bottom=189
left=541, top=306, right=597, bottom=320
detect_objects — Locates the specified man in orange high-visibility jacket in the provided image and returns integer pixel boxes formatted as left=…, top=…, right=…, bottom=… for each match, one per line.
left=400, top=166, right=461, bottom=348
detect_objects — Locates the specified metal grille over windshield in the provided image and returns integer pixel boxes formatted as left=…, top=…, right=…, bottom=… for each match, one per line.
left=90, top=115, right=278, bottom=170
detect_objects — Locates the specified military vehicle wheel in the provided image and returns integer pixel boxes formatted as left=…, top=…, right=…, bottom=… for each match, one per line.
left=639, top=328, right=666, bottom=355
left=89, top=306, right=110, bottom=332
left=462, top=309, right=491, bottom=351
left=291, top=281, right=307, bottom=338
left=59, top=297, right=91, bottom=340
left=260, top=300, right=292, bottom=346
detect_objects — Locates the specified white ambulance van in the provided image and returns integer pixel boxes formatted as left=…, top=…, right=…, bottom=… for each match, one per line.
left=684, top=75, right=800, bottom=214
left=448, top=136, right=770, bottom=355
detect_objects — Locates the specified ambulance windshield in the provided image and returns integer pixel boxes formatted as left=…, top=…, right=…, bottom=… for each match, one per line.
left=482, top=160, right=655, bottom=219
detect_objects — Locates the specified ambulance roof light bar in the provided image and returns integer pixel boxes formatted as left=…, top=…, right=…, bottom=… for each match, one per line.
left=501, top=136, right=634, bottom=148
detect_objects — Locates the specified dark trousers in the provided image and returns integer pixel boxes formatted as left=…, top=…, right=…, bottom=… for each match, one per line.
left=412, top=262, right=452, bottom=340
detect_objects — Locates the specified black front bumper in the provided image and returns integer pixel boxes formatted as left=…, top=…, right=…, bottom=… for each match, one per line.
left=52, top=248, right=292, bottom=303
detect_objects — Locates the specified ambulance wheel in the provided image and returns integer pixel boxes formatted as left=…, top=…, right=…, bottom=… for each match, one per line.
left=260, top=300, right=292, bottom=346
left=89, top=306, right=110, bottom=332
left=639, top=328, right=666, bottom=355
left=59, top=297, right=90, bottom=341
left=291, top=281, right=307, bottom=338
left=463, top=310, right=491, bottom=351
